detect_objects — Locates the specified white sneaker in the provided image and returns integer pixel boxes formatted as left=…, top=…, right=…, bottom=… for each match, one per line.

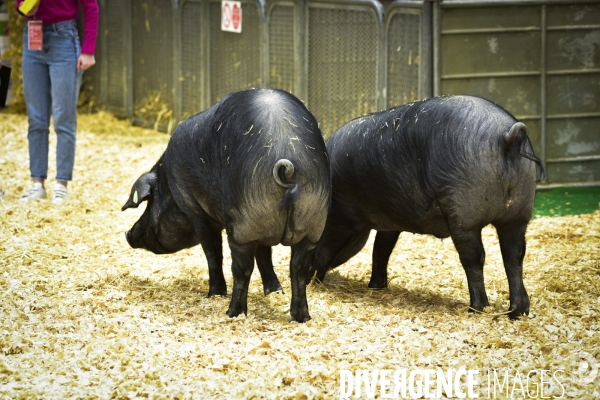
left=52, top=183, right=69, bottom=205
left=19, top=182, right=47, bottom=202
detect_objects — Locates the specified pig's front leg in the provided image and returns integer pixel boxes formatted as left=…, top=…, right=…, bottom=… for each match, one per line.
left=226, top=239, right=256, bottom=318
left=369, top=230, right=400, bottom=289
left=197, top=224, right=227, bottom=297
left=451, top=228, right=490, bottom=312
left=255, top=245, right=283, bottom=295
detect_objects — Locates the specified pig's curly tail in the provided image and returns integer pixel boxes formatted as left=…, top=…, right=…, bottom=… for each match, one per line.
left=273, top=159, right=301, bottom=209
left=504, top=122, right=546, bottom=181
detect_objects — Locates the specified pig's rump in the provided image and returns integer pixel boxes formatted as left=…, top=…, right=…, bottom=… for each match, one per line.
left=222, top=136, right=330, bottom=247
left=166, top=89, right=330, bottom=247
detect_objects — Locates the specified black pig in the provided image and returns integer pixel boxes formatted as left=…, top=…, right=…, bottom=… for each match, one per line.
left=311, top=95, right=544, bottom=319
left=122, top=89, right=331, bottom=322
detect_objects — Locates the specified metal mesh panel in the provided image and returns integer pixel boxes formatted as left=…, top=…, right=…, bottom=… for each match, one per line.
left=132, top=0, right=174, bottom=126
left=105, top=0, right=127, bottom=112
left=308, top=7, right=378, bottom=138
left=181, top=1, right=203, bottom=118
left=387, top=11, right=420, bottom=107
left=209, top=1, right=262, bottom=104
left=268, top=4, right=296, bottom=95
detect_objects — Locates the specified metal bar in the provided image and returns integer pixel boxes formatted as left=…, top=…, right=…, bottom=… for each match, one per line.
left=547, top=68, right=600, bottom=76
left=293, top=1, right=301, bottom=97
left=173, top=0, right=182, bottom=128
left=421, top=1, right=433, bottom=99
left=259, top=0, right=269, bottom=92
left=514, top=115, right=542, bottom=120
left=547, top=112, right=600, bottom=119
left=441, top=0, right=600, bottom=8
left=547, top=25, right=600, bottom=31
left=377, top=4, right=387, bottom=111
left=201, top=0, right=210, bottom=110
left=546, top=155, right=600, bottom=163
left=537, top=181, right=600, bottom=189
left=441, top=71, right=541, bottom=79
left=125, top=0, right=134, bottom=119
left=433, top=0, right=441, bottom=96
left=441, top=27, right=541, bottom=35
left=388, top=0, right=424, bottom=7
left=299, top=0, right=308, bottom=102
left=541, top=4, right=547, bottom=184
left=99, top=0, right=108, bottom=108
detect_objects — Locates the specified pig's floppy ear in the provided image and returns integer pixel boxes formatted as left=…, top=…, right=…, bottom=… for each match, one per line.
left=121, top=172, right=157, bottom=211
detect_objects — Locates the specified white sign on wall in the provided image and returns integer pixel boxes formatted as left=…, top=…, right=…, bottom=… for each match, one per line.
left=221, top=1, right=242, bottom=33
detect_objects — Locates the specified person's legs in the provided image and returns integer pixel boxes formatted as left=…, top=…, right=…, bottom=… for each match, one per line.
left=22, top=27, right=52, bottom=188
left=20, top=26, right=51, bottom=201
left=47, top=21, right=82, bottom=187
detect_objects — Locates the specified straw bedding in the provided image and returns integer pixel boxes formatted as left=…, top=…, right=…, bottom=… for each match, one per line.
left=0, top=112, right=598, bottom=399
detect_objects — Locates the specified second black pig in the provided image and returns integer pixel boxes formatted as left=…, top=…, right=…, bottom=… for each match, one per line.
left=122, top=88, right=331, bottom=322
left=310, top=95, right=544, bottom=319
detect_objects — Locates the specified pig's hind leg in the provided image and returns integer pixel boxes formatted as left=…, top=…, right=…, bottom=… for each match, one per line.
left=289, top=238, right=317, bottom=323
left=312, top=227, right=371, bottom=283
left=495, top=222, right=530, bottom=319
left=450, top=227, right=490, bottom=313
left=255, top=245, right=283, bottom=295
left=226, top=239, right=257, bottom=318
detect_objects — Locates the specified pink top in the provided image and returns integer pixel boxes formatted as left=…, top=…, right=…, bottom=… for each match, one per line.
left=17, top=0, right=99, bottom=55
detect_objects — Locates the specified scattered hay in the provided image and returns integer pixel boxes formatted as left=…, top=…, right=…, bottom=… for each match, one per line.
left=0, top=111, right=599, bottom=398
left=134, top=89, right=175, bottom=133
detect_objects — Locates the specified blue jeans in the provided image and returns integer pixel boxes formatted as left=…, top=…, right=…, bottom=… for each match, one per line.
left=22, top=20, right=83, bottom=182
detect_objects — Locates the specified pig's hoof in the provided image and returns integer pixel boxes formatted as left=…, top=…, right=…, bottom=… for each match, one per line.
left=208, top=286, right=227, bottom=297
left=226, top=306, right=247, bottom=318
left=263, top=281, right=283, bottom=296
left=508, top=298, right=530, bottom=320
left=367, top=278, right=387, bottom=289
left=291, top=309, right=311, bottom=323
left=468, top=298, right=490, bottom=314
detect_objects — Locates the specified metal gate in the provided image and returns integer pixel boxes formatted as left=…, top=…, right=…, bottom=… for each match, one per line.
left=437, top=0, right=600, bottom=186
left=86, top=0, right=599, bottom=186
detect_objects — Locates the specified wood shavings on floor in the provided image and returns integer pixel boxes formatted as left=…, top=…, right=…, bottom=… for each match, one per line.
left=0, top=112, right=598, bottom=399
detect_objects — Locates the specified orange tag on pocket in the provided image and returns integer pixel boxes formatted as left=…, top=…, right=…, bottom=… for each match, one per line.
left=28, top=20, right=43, bottom=51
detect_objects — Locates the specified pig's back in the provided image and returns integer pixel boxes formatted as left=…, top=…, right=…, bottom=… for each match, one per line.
left=326, top=95, right=537, bottom=234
